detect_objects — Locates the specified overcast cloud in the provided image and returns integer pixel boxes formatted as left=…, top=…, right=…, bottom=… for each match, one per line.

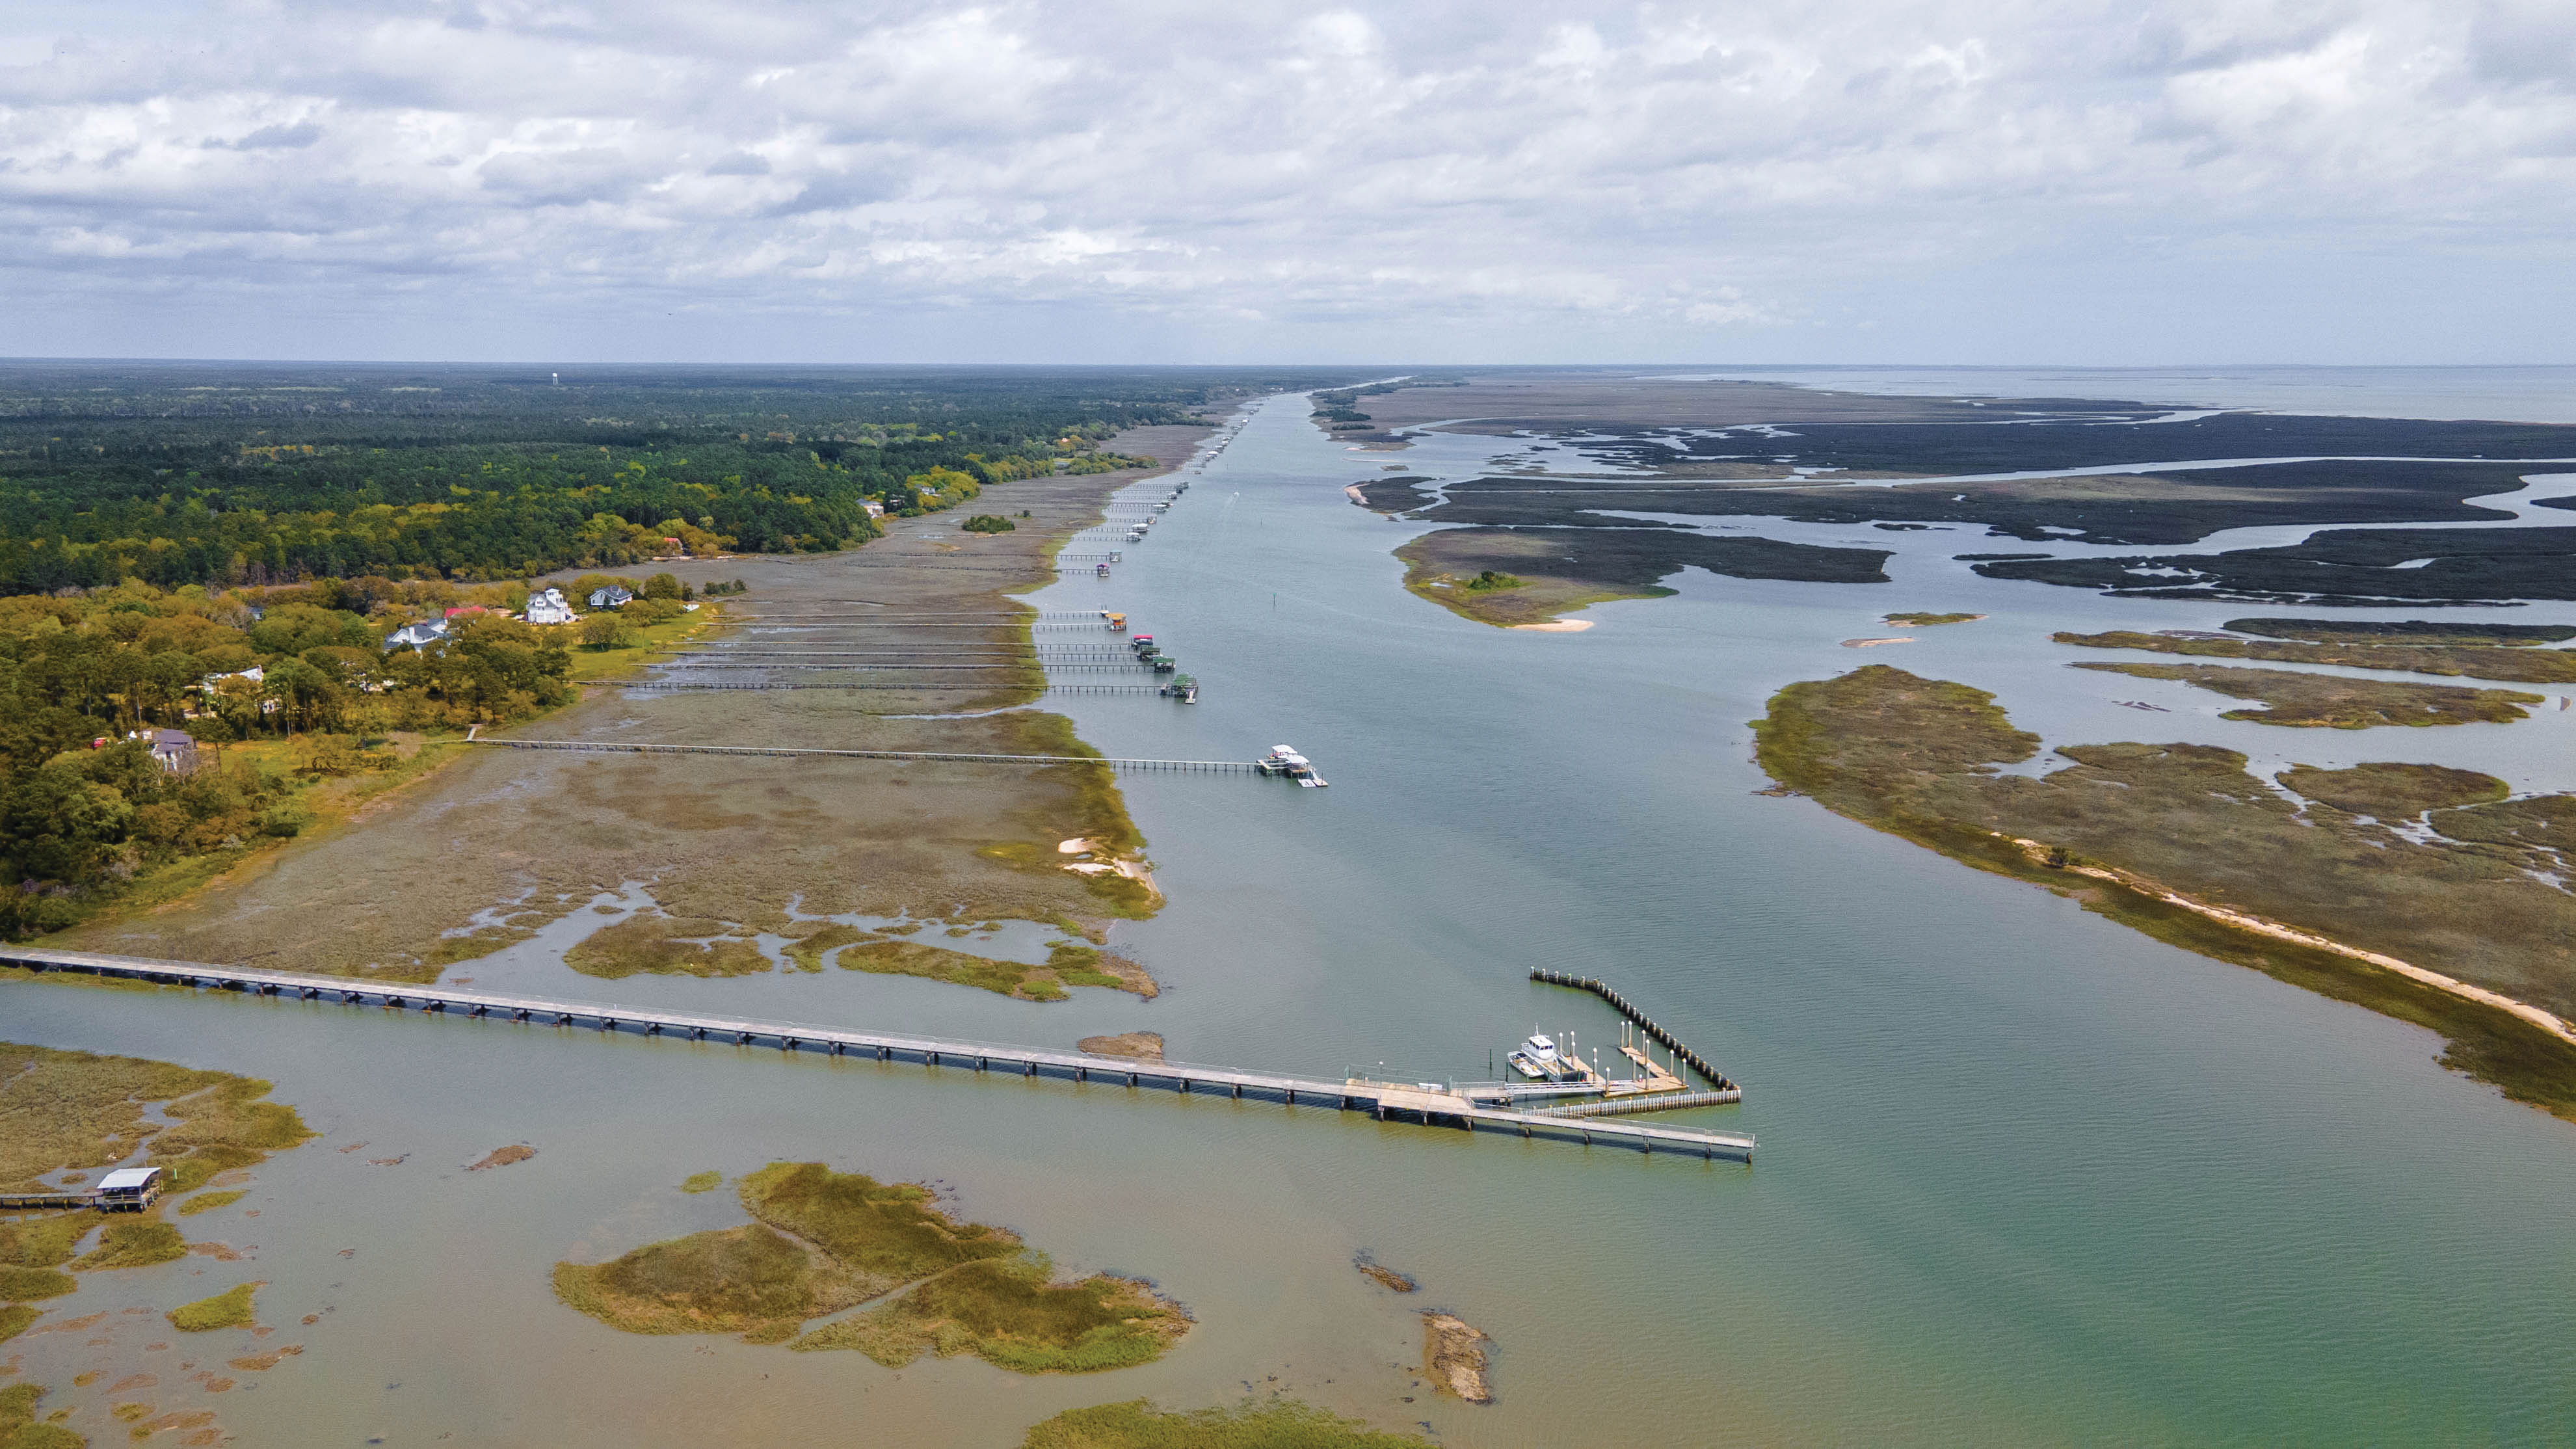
left=2, top=0, right=2571, bottom=363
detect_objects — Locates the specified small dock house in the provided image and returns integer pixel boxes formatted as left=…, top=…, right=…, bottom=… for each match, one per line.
left=94, top=1166, right=163, bottom=1212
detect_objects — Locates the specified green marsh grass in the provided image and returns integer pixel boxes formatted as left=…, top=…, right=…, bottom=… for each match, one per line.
left=1020, top=1398, right=1429, bottom=1448
left=168, top=1282, right=258, bottom=1332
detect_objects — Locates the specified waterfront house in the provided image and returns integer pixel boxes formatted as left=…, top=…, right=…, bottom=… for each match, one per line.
left=524, top=587, right=578, bottom=625
left=588, top=584, right=635, bottom=609
left=200, top=664, right=265, bottom=691
left=385, top=619, right=449, bottom=650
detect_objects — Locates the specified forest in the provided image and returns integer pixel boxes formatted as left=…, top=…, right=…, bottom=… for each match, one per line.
left=0, top=364, right=1358, bottom=591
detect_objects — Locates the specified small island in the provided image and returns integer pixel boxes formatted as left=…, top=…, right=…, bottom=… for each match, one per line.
left=1883, top=611, right=1985, bottom=626
left=554, top=1162, right=1189, bottom=1372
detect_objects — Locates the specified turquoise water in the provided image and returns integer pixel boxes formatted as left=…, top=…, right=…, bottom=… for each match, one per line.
left=8, top=380, right=2576, bottom=1446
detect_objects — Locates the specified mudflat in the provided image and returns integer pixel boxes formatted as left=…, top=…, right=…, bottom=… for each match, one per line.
left=49, top=422, right=1222, bottom=983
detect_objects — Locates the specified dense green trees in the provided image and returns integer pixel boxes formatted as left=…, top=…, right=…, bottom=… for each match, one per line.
left=0, top=580, right=585, bottom=931
left=0, top=364, right=1361, bottom=593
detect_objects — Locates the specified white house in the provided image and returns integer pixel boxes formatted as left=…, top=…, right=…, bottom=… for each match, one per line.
left=384, top=619, right=449, bottom=650
left=201, top=664, right=265, bottom=690
left=524, top=587, right=578, bottom=625
left=128, top=728, right=199, bottom=773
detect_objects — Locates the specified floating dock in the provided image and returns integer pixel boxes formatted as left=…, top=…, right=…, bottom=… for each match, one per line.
left=1, top=951, right=1753, bottom=1163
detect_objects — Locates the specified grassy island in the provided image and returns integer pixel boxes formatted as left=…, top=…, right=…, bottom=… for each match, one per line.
left=1885, top=612, right=1985, bottom=626
left=1022, top=1399, right=1429, bottom=1448
left=1394, top=525, right=1890, bottom=628
left=1751, top=666, right=2576, bottom=1120
left=2056, top=629, right=2576, bottom=685
left=555, top=1162, right=1190, bottom=1372
left=2071, top=661, right=2545, bottom=727
left=168, top=1282, right=259, bottom=1333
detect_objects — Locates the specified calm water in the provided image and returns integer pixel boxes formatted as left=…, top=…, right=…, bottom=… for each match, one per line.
left=9, top=380, right=2576, bottom=1446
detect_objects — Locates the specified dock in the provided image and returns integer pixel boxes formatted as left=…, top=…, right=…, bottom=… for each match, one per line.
left=1, top=950, right=1753, bottom=1163
left=1530, top=970, right=1735, bottom=1091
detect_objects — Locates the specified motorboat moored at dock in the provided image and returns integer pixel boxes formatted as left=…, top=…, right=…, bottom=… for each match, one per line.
left=1255, top=745, right=1328, bottom=787
left=1508, top=1031, right=1572, bottom=1080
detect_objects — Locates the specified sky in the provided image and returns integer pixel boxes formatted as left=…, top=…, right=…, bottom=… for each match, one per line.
left=1, top=0, right=2571, bottom=366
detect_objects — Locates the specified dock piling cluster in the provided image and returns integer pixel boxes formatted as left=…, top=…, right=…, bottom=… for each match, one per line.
left=1530, top=970, right=1736, bottom=1093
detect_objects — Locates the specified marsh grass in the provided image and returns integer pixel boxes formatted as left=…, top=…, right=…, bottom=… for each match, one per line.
left=2223, top=618, right=2576, bottom=648
left=737, top=1162, right=1019, bottom=1283
left=0, top=1043, right=226, bottom=1188
left=552, top=1225, right=858, bottom=1339
left=168, top=1282, right=257, bottom=1332
left=837, top=940, right=1067, bottom=1001
left=2071, top=661, right=2543, bottom=727
left=1019, top=1398, right=1429, bottom=1448
left=0, top=1305, right=37, bottom=1346
left=2058, top=629, right=2576, bottom=685
left=175, top=1190, right=248, bottom=1217
left=798, top=1255, right=1184, bottom=1372
left=781, top=924, right=876, bottom=973
left=73, top=1219, right=185, bottom=1271
left=1885, top=612, right=1984, bottom=626
left=564, top=915, right=769, bottom=979
left=679, top=1171, right=723, bottom=1195
left=561, top=1163, right=1145, bottom=1355
left=0, top=1216, right=84, bottom=1270
left=1, top=1381, right=86, bottom=1449
left=1753, top=665, right=2576, bottom=1120
left=0, top=1267, right=73, bottom=1301
left=2279, top=764, right=2510, bottom=818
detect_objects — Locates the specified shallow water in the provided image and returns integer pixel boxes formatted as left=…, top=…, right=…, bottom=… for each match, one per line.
left=9, top=381, right=2576, bottom=1446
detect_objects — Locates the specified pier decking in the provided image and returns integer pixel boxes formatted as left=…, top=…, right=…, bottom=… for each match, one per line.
left=2, top=950, right=1753, bottom=1163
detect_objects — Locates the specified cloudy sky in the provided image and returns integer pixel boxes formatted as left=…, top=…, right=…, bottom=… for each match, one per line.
left=2, top=0, right=2570, bottom=364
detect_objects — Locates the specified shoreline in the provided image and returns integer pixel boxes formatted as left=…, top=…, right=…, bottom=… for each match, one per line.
left=2007, top=834, right=2576, bottom=1046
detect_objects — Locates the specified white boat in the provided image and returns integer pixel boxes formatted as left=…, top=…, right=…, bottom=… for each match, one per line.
left=1507, top=1032, right=1567, bottom=1080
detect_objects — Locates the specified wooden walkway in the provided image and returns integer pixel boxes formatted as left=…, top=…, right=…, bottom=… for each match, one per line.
left=2, top=951, right=1753, bottom=1163
left=468, top=738, right=1258, bottom=772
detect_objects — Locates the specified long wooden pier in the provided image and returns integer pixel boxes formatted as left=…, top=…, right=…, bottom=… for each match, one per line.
left=469, top=738, right=1257, bottom=773
left=626, top=682, right=1172, bottom=697
left=3, top=950, right=1753, bottom=1163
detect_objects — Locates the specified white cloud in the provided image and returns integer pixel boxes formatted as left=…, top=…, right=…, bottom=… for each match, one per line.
left=0, top=0, right=2568, bottom=362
